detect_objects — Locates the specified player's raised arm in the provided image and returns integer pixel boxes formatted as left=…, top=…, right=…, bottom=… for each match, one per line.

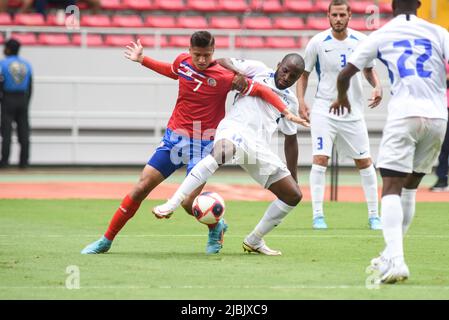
left=124, top=39, right=178, bottom=80
left=330, top=63, right=360, bottom=115
left=363, top=67, right=383, bottom=108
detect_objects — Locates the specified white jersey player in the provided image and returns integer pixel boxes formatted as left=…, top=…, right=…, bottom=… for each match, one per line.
left=153, top=54, right=309, bottom=255
left=331, top=0, right=449, bottom=284
left=297, top=0, right=383, bottom=230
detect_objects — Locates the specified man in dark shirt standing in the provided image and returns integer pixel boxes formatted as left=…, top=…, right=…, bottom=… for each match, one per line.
left=0, top=38, right=33, bottom=169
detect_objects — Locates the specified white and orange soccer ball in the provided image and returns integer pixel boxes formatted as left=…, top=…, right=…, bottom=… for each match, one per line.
left=192, top=192, right=225, bottom=225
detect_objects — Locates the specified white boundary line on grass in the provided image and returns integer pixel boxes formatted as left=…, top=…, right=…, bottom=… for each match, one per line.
left=1, top=285, right=449, bottom=290
left=1, top=234, right=449, bottom=239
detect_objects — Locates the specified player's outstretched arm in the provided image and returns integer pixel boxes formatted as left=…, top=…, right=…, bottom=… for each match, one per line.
left=296, top=71, right=311, bottom=122
left=363, top=67, right=383, bottom=108
left=124, top=39, right=178, bottom=80
left=330, top=63, right=360, bottom=115
left=243, top=80, right=310, bottom=127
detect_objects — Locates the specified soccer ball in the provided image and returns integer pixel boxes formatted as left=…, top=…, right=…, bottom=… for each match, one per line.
left=192, top=192, right=225, bottom=225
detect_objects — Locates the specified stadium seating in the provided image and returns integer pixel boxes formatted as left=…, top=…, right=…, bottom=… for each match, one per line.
left=0, top=12, right=13, bottom=25
left=284, top=0, right=315, bottom=13
left=81, top=15, right=112, bottom=27
left=14, top=13, right=46, bottom=26
left=209, top=16, right=241, bottom=29
left=144, top=15, right=177, bottom=28
left=10, top=32, right=38, bottom=45
left=104, top=34, right=135, bottom=46
left=154, top=0, right=185, bottom=11
left=138, top=34, right=168, bottom=47
left=218, top=0, right=248, bottom=12
left=265, top=36, right=299, bottom=48
left=242, top=16, right=273, bottom=29
left=214, top=36, right=230, bottom=48
left=123, top=0, right=155, bottom=11
left=186, top=0, right=221, bottom=12
left=167, top=35, right=191, bottom=48
left=72, top=34, right=105, bottom=47
left=235, top=36, right=265, bottom=49
left=305, top=17, right=330, bottom=30
left=100, top=0, right=127, bottom=10
left=250, top=0, right=284, bottom=13
left=111, top=15, right=144, bottom=27
left=38, top=33, right=71, bottom=46
left=177, top=16, right=208, bottom=29
left=273, top=16, right=305, bottom=30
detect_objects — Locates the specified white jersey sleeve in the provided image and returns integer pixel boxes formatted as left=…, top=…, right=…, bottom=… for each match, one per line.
left=230, top=58, right=269, bottom=78
left=304, top=37, right=318, bottom=73
left=348, top=33, right=380, bottom=71
left=443, top=30, right=449, bottom=63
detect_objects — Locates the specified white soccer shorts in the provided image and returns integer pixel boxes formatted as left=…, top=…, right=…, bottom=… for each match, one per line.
left=215, top=121, right=291, bottom=188
left=310, top=112, right=371, bottom=160
left=377, top=117, right=447, bottom=174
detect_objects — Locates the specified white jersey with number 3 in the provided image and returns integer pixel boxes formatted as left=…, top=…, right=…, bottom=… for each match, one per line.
left=304, top=28, right=375, bottom=121
left=349, top=14, right=449, bottom=121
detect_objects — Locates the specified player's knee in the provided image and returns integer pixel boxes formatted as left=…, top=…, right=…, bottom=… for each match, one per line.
left=313, top=156, right=329, bottom=167
left=213, top=140, right=235, bottom=164
left=284, top=187, right=302, bottom=206
left=355, top=158, right=372, bottom=169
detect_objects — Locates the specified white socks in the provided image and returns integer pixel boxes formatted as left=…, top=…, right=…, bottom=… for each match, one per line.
left=246, top=199, right=295, bottom=245
left=401, top=188, right=417, bottom=236
left=380, top=195, right=404, bottom=260
left=310, top=164, right=327, bottom=219
left=359, top=165, right=379, bottom=218
left=168, top=154, right=219, bottom=208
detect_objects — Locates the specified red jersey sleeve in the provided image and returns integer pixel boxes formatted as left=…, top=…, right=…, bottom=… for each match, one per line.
left=141, top=56, right=178, bottom=80
left=171, top=53, right=191, bottom=76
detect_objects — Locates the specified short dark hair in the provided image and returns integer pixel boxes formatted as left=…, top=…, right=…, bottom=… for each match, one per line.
left=190, top=31, right=215, bottom=48
left=5, top=38, right=21, bottom=55
left=328, top=0, right=351, bottom=12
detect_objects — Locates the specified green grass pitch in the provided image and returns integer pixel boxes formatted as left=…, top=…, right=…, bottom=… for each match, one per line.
left=1, top=199, right=449, bottom=299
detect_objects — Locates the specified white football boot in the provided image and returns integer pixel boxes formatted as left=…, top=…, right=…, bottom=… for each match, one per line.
left=152, top=201, right=177, bottom=219
left=380, top=257, right=410, bottom=284
left=242, top=238, right=282, bottom=256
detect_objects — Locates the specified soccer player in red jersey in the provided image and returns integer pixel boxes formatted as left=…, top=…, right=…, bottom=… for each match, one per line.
left=81, top=31, right=306, bottom=255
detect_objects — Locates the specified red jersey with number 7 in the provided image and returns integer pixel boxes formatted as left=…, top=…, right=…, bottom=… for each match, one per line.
left=167, top=53, right=235, bottom=138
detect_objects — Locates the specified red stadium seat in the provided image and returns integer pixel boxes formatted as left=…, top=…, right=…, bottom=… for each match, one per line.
left=100, top=0, right=127, bottom=10
left=7, top=0, right=23, bottom=8
left=315, top=0, right=330, bottom=12
left=123, top=0, right=154, bottom=10
left=81, top=15, right=112, bottom=27
left=349, top=17, right=369, bottom=30
left=14, top=13, right=46, bottom=26
left=235, top=36, right=265, bottom=49
left=104, top=35, right=135, bottom=46
left=144, top=15, right=177, bottom=28
left=167, top=35, right=191, bottom=48
left=273, top=17, right=305, bottom=30
left=209, top=16, right=241, bottom=29
left=10, top=33, right=37, bottom=45
left=214, top=36, right=230, bottom=48
left=72, top=34, right=105, bottom=47
left=284, top=0, right=315, bottom=13
left=305, top=17, right=329, bottom=30
left=242, top=16, right=272, bottom=29
left=138, top=35, right=168, bottom=47
left=38, top=33, right=71, bottom=46
left=186, top=0, right=220, bottom=12
left=379, top=2, right=393, bottom=13
left=0, top=33, right=4, bottom=44
left=250, top=0, right=284, bottom=13
left=217, top=0, right=249, bottom=13
left=112, top=15, right=144, bottom=27
left=177, top=16, right=208, bottom=29
left=350, top=1, right=375, bottom=14
left=0, top=13, right=12, bottom=25
left=154, top=0, right=185, bottom=11
left=265, top=37, right=299, bottom=49
left=47, top=14, right=67, bottom=26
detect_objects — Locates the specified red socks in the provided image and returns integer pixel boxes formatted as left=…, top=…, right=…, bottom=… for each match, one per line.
left=104, top=195, right=141, bottom=241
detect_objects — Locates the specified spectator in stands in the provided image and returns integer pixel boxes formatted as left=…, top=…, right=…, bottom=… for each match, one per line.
left=19, top=0, right=100, bottom=15
left=0, top=39, right=33, bottom=169
left=430, top=62, right=449, bottom=191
